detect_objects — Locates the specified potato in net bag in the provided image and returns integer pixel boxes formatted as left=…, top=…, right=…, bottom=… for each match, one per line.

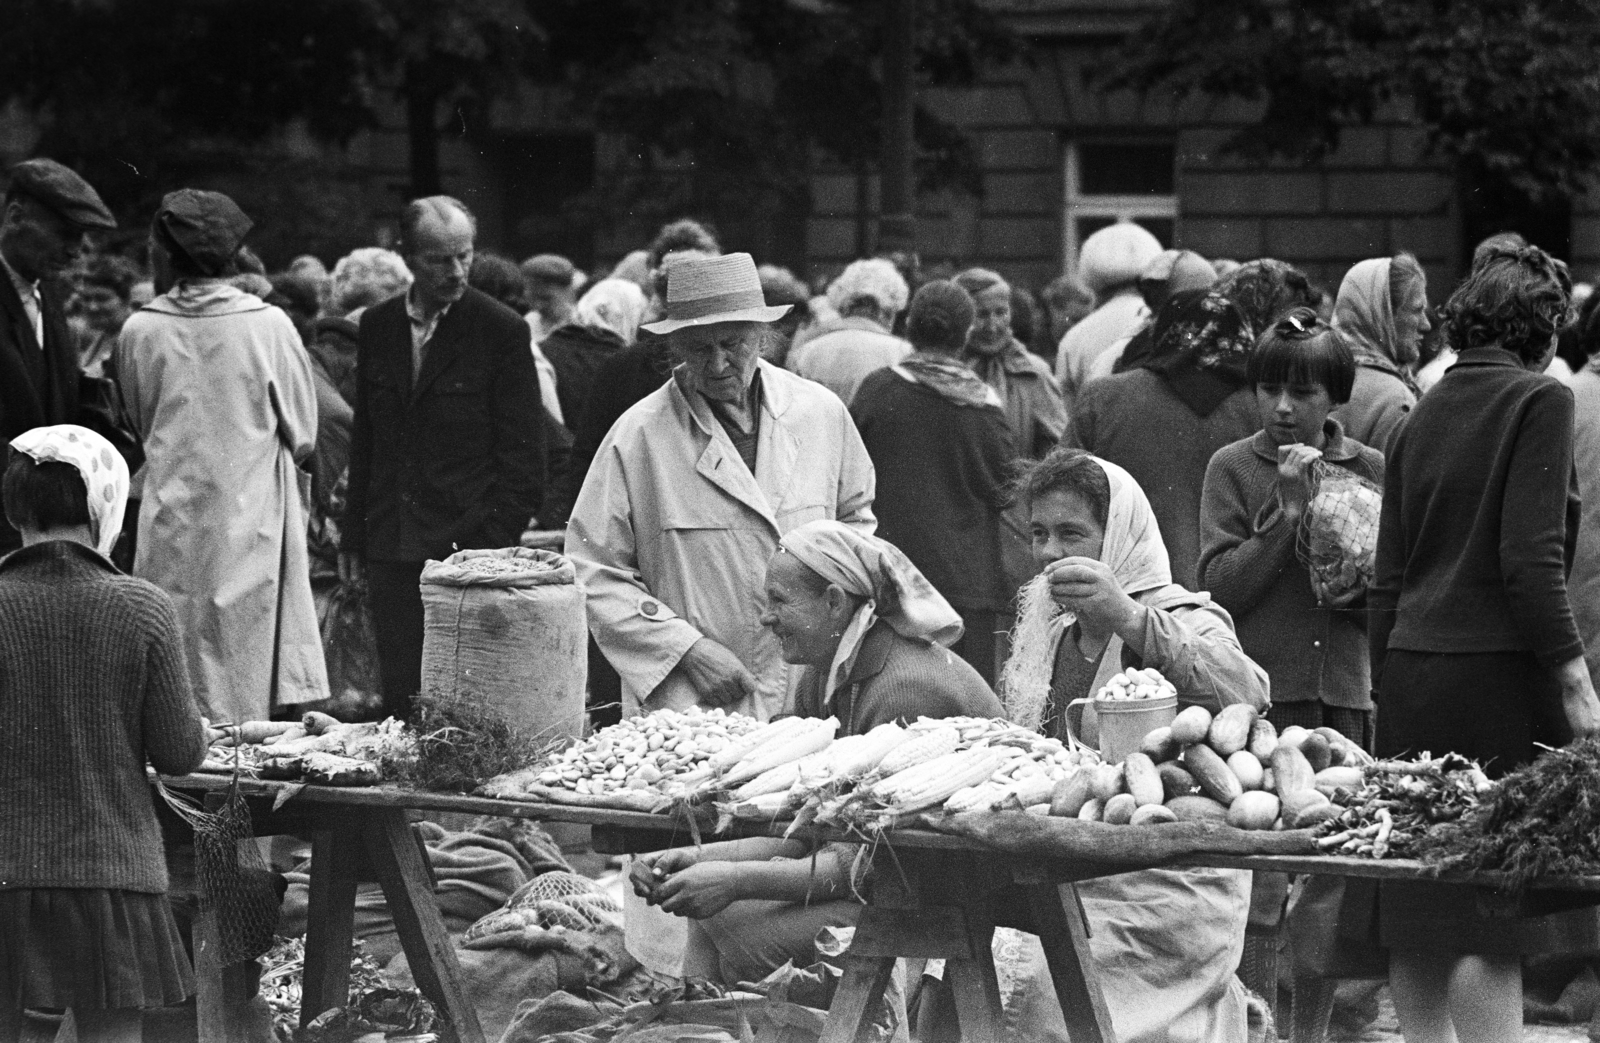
left=1296, top=461, right=1383, bottom=607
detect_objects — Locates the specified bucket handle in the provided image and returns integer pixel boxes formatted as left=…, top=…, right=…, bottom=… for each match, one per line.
left=1064, top=697, right=1095, bottom=746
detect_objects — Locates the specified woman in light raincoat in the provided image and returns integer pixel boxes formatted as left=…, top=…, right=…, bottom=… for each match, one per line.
left=997, top=447, right=1269, bottom=1043
left=116, top=189, right=326, bottom=724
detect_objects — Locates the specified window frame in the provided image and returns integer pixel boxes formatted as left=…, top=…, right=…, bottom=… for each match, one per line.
left=1062, top=138, right=1179, bottom=277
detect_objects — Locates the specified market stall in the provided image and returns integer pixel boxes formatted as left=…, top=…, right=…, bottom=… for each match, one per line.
left=168, top=692, right=1600, bottom=1043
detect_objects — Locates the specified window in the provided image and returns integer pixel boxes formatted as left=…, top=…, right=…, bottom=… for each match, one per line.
left=1063, top=140, right=1177, bottom=275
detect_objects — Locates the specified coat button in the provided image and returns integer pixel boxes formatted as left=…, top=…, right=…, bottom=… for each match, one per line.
left=1313, top=640, right=1321, bottom=648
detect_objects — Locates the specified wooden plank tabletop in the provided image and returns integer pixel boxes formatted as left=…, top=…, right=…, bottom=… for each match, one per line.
left=156, top=773, right=1600, bottom=892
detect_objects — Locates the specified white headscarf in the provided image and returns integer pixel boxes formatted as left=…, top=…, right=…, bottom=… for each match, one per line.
left=779, top=520, right=964, bottom=705
left=1001, top=455, right=1171, bottom=731
left=8, top=425, right=130, bottom=558
left=575, top=278, right=649, bottom=345
left=1332, top=257, right=1398, bottom=364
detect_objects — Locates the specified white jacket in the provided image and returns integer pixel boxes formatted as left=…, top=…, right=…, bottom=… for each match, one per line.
left=565, top=360, right=875, bottom=720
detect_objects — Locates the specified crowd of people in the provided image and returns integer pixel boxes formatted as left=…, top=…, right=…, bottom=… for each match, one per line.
left=3, top=149, right=1600, bottom=1043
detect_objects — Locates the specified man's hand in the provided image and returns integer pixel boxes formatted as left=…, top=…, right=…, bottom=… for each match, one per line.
left=338, top=551, right=368, bottom=593
left=1275, top=444, right=1322, bottom=521
left=654, top=861, right=744, bottom=919
left=677, top=637, right=756, bottom=708
left=1046, top=557, right=1143, bottom=639
left=1558, top=656, right=1600, bottom=741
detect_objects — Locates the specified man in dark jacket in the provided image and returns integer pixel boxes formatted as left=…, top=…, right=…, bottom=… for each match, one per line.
left=0, top=158, right=117, bottom=553
left=340, top=196, right=545, bottom=718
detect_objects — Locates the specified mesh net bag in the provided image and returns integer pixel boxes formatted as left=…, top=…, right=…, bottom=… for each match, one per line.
left=1296, top=461, right=1383, bottom=608
left=157, top=773, right=282, bottom=966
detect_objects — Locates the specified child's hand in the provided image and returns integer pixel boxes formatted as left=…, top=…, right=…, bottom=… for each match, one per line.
left=1276, top=444, right=1322, bottom=520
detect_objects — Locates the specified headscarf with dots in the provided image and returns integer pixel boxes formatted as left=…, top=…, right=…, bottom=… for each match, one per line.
left=9, top=425, right=129, bottom=557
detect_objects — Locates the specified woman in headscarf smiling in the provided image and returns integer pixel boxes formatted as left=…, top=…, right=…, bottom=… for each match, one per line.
left=115, top=190, right=327, bottom=723
left=630, top=520, right=998, bottom=1000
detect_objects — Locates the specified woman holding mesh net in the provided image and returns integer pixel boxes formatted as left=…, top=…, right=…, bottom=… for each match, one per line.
left=1197, top=310, right=1384, bottom=1041
left=0, top=425, right=206, bottom=1043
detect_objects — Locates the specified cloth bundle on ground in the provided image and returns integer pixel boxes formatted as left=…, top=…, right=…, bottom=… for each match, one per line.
left=278, top=816, right=571, bottom=964
left=496, top=965, right=842, bottom=1043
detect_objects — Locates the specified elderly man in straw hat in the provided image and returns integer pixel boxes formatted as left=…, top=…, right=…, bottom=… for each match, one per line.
left=565, top=252, right=876, bottom=723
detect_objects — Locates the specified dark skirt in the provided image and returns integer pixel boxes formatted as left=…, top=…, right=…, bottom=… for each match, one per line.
left=1375, top=648, right=1568, bottom=774
left=1374, top=649, right=1593, bottom=955
left=0, top=888, right=194, bottom=1010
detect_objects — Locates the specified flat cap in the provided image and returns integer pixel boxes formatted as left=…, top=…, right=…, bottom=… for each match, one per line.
left=156, top=189, right=253, bottom=277
left=8, top=158, right=115, bottom=230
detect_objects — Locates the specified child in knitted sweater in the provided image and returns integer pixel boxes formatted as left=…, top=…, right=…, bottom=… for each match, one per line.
left=0, top=426, right=205, bottom=1043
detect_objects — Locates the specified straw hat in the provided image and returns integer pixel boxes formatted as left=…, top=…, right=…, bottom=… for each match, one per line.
left=641, top=252, right=793, bottom=334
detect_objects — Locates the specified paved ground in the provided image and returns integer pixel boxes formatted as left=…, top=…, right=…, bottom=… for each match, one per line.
left=1332, top=989, right=1591, bottom=1042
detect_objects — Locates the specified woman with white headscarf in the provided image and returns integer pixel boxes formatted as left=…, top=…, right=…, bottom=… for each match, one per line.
left=1330, top=254, right=1431, bottom=457
left=631, top=520, right=998, bottom=994
left=541, top=278, right=649, bottom=427
left=998, top=447, right=1269, bottom=1043
left=0, top=425, right=207, bottom=1043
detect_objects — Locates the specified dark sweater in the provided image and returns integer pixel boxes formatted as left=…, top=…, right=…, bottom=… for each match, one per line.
left=1198, top=422, right=1384, bottom=708
left=0, top=542, right=206, bottom=892
left=791, top=621, right=1003, bottom=735
left=556, top=335, right=675, bottom=525
left=540, top=322, right=626, bottom=433
left=1065, top=369, right=1261, bottom=588
left=851, top=369, right=1018, bottom=612
left=1370, top=347, right=1584, bottom=675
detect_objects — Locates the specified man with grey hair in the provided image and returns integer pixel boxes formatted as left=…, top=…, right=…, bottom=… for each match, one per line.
left=341, top=195, right=545, bottom=718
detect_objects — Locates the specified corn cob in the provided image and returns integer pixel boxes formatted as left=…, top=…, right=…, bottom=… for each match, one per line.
left=880, top=747, right=1011, bottom=814
left=707, top=715, right=810, bottom=772
left=874, top=726, right=959, bottom=777
left=726, top=791, right=792, bottom=820
left=944, top=781, right=1008, bottom=813
left=720, top=716, right=839, bottom=787
left=733, top=748, right=830, bottom=800
left=822, top=722, right=911, bottom=778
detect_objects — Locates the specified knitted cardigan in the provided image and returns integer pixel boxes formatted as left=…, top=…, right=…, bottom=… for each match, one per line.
left=1197, top=422, right=1383, bottom=709
left=0, top=541, right=205, bottom=892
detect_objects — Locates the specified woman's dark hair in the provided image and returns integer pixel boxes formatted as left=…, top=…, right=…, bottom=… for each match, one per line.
left=1443, top=244, right=1571, bottom=365
left=648, top=219, right=720, bottom=272
left=3, top=452, right=90, bottom=533
left=1575, top=292, right=1600, bottom=361
left=905, top=280, right=975, bottom=353
left=1013, top=447, right=1111, bottom=530
left=468, top=252, right=529, bottom=314
left=1217, top=258, right=1318, bottom=335
left=1247, top=307, right=1357, bottom=404
left=153, top=221, right=227, bottom=280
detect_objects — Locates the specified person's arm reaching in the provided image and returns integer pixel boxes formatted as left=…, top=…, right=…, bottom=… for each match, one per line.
left=1197, top=450, right=1299, bottom=610
left=564, top=438, right=752, bottom=707
left=1500, top=385, right=1599, bottom=738
left=1132, top=599, right=1271, bottom=713
left=142, top=593, right=207, bottom=775
left=633, top=840, right=856, bottom=919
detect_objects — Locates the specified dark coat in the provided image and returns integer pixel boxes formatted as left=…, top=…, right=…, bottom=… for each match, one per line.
left=539, top=322, right=626, bottom=434
left=0, top=274, right=80, bottom=552
left=343, top=287, right=545, bottom=563
left=851, top=369, right=1017, bottom=612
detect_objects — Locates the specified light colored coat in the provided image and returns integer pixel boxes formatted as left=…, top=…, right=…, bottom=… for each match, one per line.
left=565, top=360, right=876, bottom=720
left=117, top=283, right=328, bottom=723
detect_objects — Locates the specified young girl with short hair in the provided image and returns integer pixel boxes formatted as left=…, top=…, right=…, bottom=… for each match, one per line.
left=0, top=425, right=205, bottom=1043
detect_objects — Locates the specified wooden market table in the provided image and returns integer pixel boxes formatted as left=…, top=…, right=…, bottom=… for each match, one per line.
left=157, top=774, right=1600, bottom=1043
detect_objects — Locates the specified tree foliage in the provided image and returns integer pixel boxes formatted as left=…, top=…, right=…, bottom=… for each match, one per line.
left=1113, top=0, right=1600, bottom=199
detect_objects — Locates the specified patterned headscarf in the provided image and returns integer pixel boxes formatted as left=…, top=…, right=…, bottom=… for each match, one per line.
left=1217, top=258, right=1318, bottom=335
left=9, top=425, right=130, bottom=557
left=1136, top=289, right=1256, bottom=416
